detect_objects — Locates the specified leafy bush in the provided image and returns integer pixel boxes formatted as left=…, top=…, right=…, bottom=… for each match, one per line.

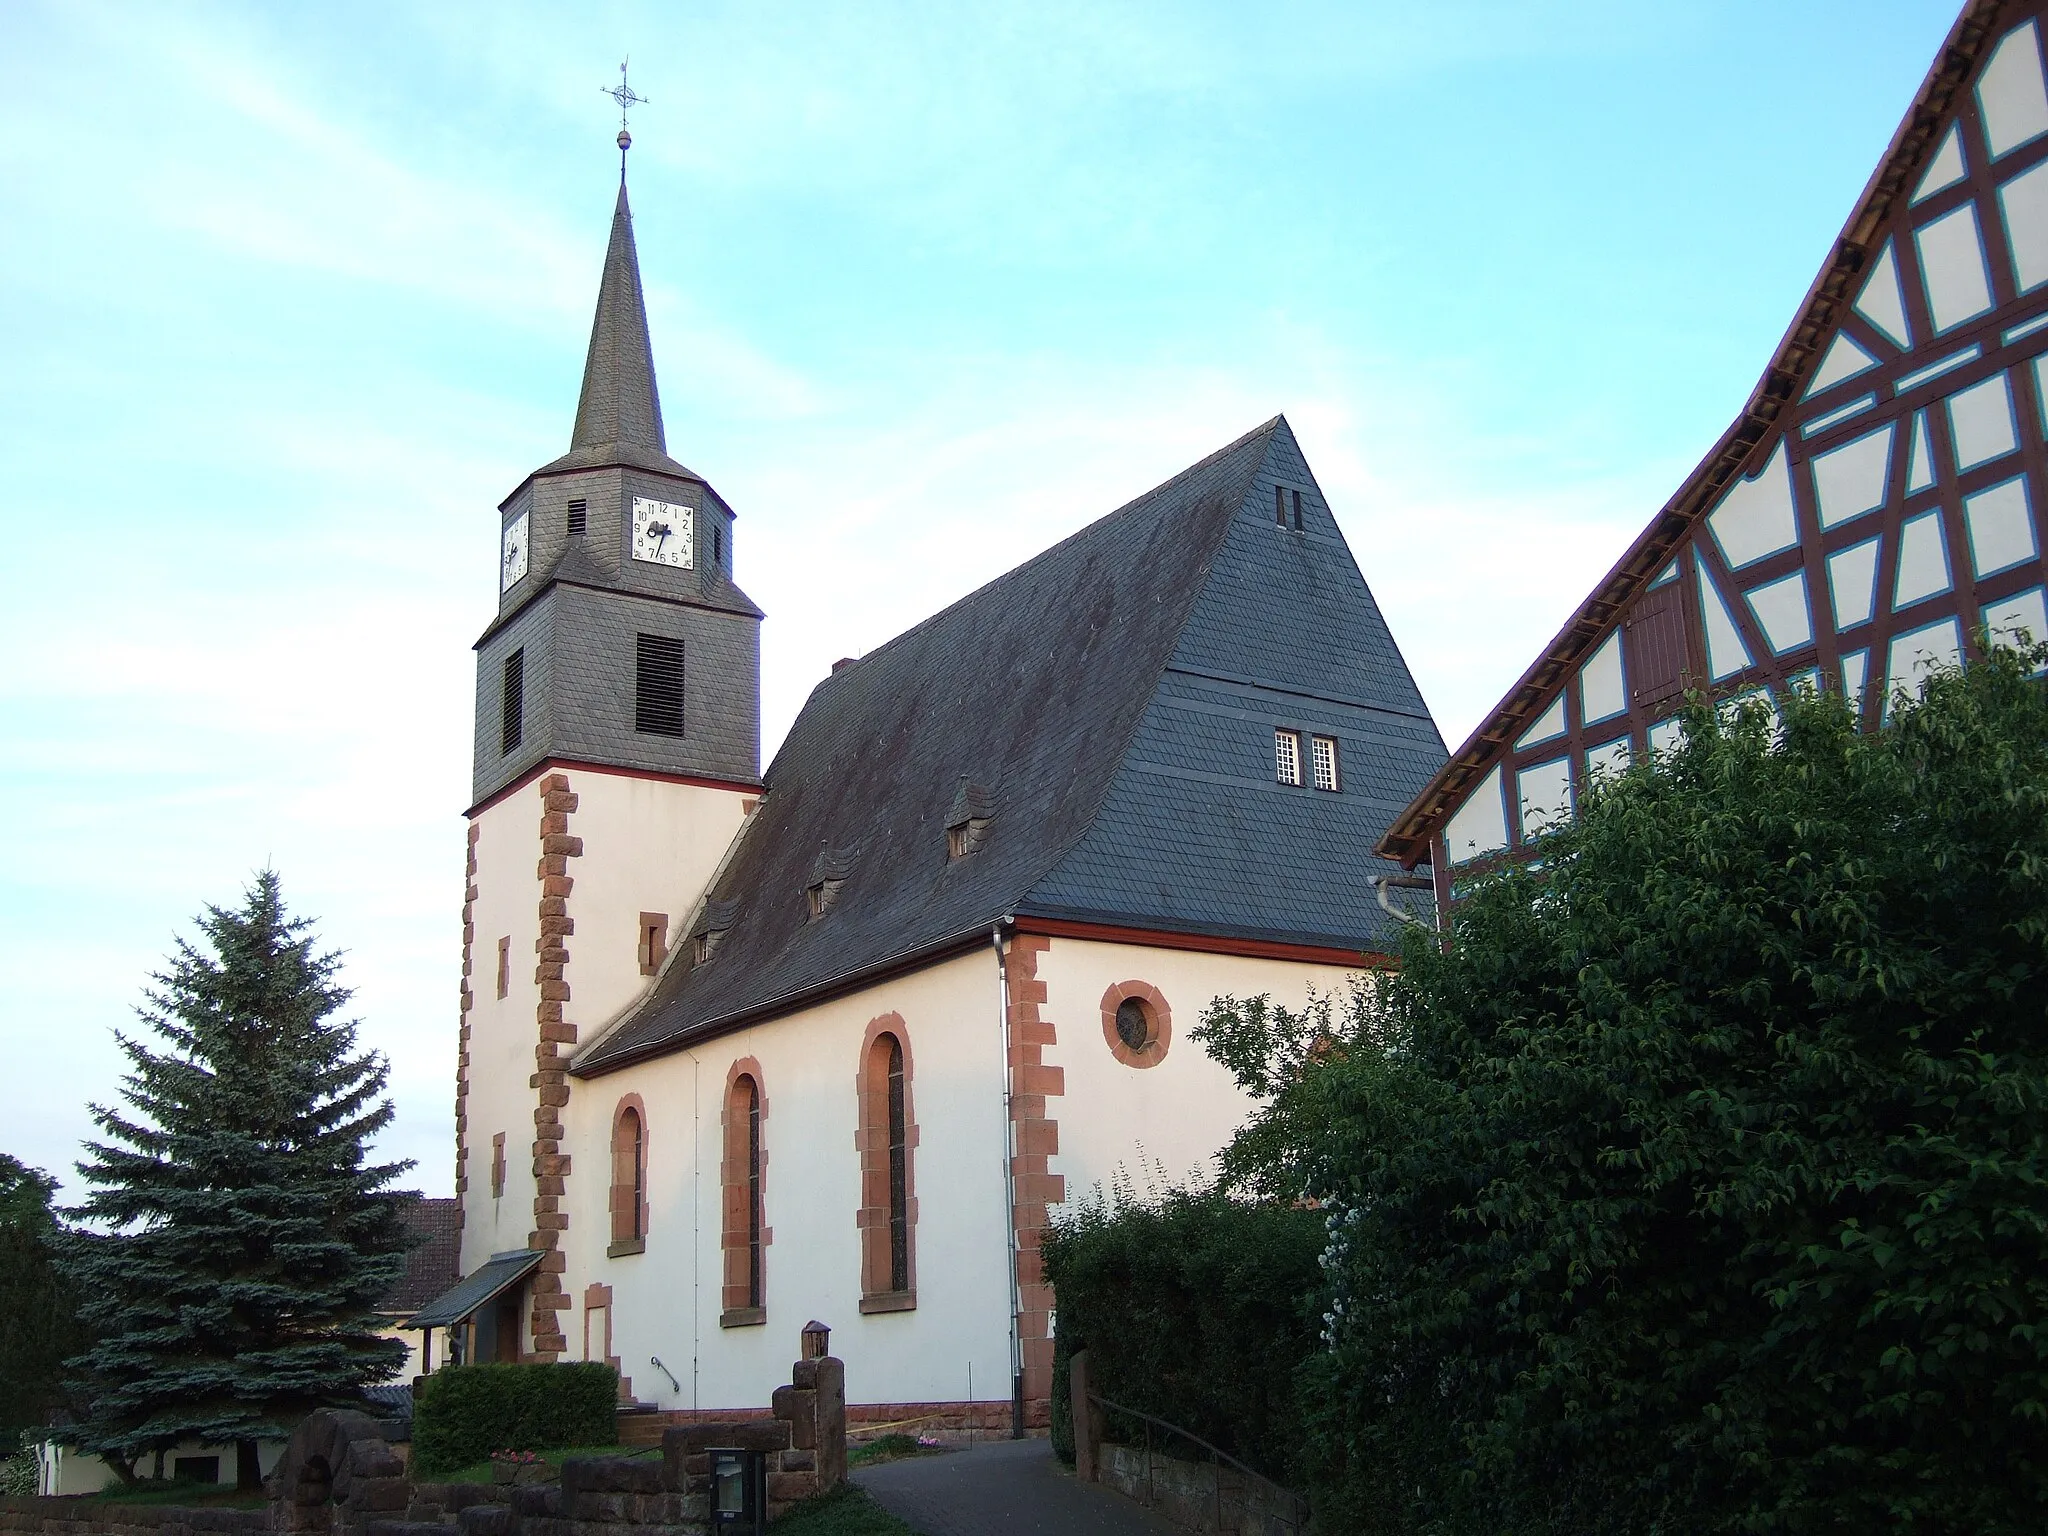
left=1199, top=651, right=2048, bottom=1533
left=412, top=1363, right=618, bottom=1477
left=1043, top=1179, right=1323, bottom=1484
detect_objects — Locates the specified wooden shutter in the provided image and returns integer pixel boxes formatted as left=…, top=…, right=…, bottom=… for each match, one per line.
left=1624, top=582, right=1694, bottom=714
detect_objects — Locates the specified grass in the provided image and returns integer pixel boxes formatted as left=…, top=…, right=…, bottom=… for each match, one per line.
left=80, top=1480, right=266, bottom=1508
left=771, top=1484, right=916, bottom=1534
left=846, top=1434, right=935, bottom=1468
left=419, top=1444, right=647, bottom=1486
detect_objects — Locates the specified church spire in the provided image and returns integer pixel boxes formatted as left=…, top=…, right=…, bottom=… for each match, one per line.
left=573, top=63, right=662, bottom=455
left=570, top=182, right=666, bottom=455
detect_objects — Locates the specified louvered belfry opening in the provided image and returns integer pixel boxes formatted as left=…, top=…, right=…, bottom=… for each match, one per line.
left=500, top=649, right=525, bottom=755
left=567, top=498, right=587, bottom=537
left=634, top=633, right=685, bottom=736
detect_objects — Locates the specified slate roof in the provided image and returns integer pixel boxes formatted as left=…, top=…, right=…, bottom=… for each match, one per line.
left=403, top=1249, right=545, bottom=1331
left=379, top=1196, right=462, bottom=1316
left=575, top=416, right=1447, bottom=1074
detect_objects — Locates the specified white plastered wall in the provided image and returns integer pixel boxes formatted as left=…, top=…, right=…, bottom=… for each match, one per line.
left=558, top=947, right=1015, bottom=1413
left=459, top=767, right=752, bottom=1306
left=461, top=786, right=544, bottom=1274
left=1041, top=938, right=1368, bottom=1206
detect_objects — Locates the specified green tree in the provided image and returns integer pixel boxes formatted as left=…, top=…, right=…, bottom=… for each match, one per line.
left=1199, top=648, right=2048, bottom=1534
left=0, top=1156, right=87, bottom=1445
left=58, top=872, right=414, bottom=1488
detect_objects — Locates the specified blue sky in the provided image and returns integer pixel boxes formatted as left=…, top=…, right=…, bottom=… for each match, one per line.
left=1, top=0, right=1957, bottom=1195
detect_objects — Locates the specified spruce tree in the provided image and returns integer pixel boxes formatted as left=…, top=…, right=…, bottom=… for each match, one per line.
left=59, top=872, right=414, bottom=1488
left=0, top=1155, right=87, bottom=1444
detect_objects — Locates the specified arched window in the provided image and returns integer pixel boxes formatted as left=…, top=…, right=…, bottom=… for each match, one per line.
left=609, top=1099, right=647, bottom=1255
left=857, top=1018, right=917, bottom=1310
left=721, top=1064, right=768, bottom=1326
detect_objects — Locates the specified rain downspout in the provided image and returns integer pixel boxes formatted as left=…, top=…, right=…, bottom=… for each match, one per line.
left=1370, top=870, right=1436, bottom=928
left=993, top=919, right=1025, bottom=1439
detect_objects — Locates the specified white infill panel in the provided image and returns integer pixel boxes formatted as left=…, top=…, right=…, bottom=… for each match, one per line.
left=1963, top=475, right=2039, bottom=577
left=1707, top=442, right=1800, bottom=566
left=1999, top=160, right=2048, bottom=292
left=1585, top=737, right=1632, bottom=782
left=1517, top=757, right=1574, bottom=840
left=1854, top=241, right=1913, bottom=349
left=1578, top=630, right=1627, bottom=725
left=1517, top=694, right=1568, bottom=748
left=1648, top=717, right=1684, bottom=754
left=1811, top=422, right=1894, bottom=528
left=1893, top=510, right=1954, bottom=608
left=1907, top=410, right=1936, bottom=493
left=1916, top=205, right=1996, bottom=333
left=1840, top=648, right=1871, bottom=716
left=1826, top=536, right=1882, bottom=630
left=1914, top=123, right=1968, bottom=202
left=1444, top=766, right=1510, bottom=865
left=1978, top=19, right=2048, bottom=159
left=1697, top=563, right=1754, bottom=680
left=1744, top=570, right=1814, bottom=655
left=1947, top=372, right=2020, bottom=469
left=1805, top=333, right=1879, bottom=395
left=1886, top=616, right=1964, bottom=711
left=1983, top=586, right=2048, bottom=657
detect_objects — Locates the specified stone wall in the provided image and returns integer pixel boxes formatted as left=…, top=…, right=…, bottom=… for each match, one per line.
left=1097, top=1445, right=1305, bottom=1536
left=0, top=1499, right=268, bottom=1536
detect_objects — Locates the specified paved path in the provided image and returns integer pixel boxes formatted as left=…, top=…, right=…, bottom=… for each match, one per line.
left=854, top=1438, right=1178, bottom=1536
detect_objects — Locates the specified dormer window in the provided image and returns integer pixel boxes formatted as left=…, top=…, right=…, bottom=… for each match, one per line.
left=691, top=900, right=737, bottom=965
left=804, top=850, right=856, bottom=921
left=945, top=778, right=994, bottom=859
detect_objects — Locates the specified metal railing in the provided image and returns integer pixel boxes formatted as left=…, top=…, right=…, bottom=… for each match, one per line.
left=1089, top=1394, right=1308, bottom=1535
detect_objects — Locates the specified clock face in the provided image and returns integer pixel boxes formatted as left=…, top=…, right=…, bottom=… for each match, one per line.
left=631, top=497, right=694, bottom=569
left=500, top=511, right=530, bottom=593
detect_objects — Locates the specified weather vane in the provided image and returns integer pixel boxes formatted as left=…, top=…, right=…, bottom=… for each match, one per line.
left=603, top=59, right=648, bottom=178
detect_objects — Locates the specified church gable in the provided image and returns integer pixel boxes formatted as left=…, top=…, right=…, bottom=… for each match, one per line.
left=1381, top=0, right=2048, bottom=874
left=574, top=421, right=1286, bottom=1072
left=1022, top=420, right=1447, bottom=952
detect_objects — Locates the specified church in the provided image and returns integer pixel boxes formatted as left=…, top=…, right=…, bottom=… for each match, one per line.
left=1379, top=0, right=2048, bottom=892
left=423, top=126, right=1449, bottom=1430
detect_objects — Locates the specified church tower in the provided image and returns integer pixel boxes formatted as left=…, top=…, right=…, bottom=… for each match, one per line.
left=454, top=144, right=763, bottom=1359
left=472, top=182, right=761, bottom=803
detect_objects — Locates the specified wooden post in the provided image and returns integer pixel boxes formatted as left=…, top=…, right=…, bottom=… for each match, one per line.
left=1069, top=1349, right=1097, bottom=1483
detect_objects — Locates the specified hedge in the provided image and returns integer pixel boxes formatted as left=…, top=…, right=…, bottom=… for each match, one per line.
left=1043, top=1185, right=1323, bottom=1485
left=411, top=1362, right=619, bottom=1476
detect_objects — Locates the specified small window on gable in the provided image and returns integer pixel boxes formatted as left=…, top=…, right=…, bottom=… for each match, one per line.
left=491, top=1131, right=507, bottom=1199
left=1275, top=728, right=1303, bottom=786
left=567, top=499, right=587, bottom=537
left=638, top=912, right=669, bottom=976
left=1274, top=485, right=1287, bottom=526
left=496, top=936, right=511, bottom=1000
left=713, top=524, right=724, bottom=568
left=501, top=649, right=525, bottom=756
left=1311, top=734, right=1340, bottom=792
left=1292, top=488, right=1304, bottom=530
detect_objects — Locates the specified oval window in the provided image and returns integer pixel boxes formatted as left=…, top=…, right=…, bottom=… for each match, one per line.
left=1114, top=998, right=1151, bottom=1051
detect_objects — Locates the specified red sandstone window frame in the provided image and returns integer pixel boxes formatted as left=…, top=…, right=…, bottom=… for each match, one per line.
left=638, top=912, right=669, bottom=976
left=720, top=1059, right=770, bottom=1328
left=855, top=1014, right=918, bottom=1312
left=1100, top=980, right=1172, bottom=1069
left=490, top=1131, right=507, bottom=1199
left=496, top=936, right=511, bottom=999
left=609, top=1095, right=648, bottom=1256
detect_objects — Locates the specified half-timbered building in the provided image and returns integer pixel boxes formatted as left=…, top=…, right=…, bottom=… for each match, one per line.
left=1379, top=0, right=2048, bottom=894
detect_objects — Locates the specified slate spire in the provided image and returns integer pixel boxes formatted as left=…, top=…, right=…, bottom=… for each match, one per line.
left=570, top=182, right=666, bottom=454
